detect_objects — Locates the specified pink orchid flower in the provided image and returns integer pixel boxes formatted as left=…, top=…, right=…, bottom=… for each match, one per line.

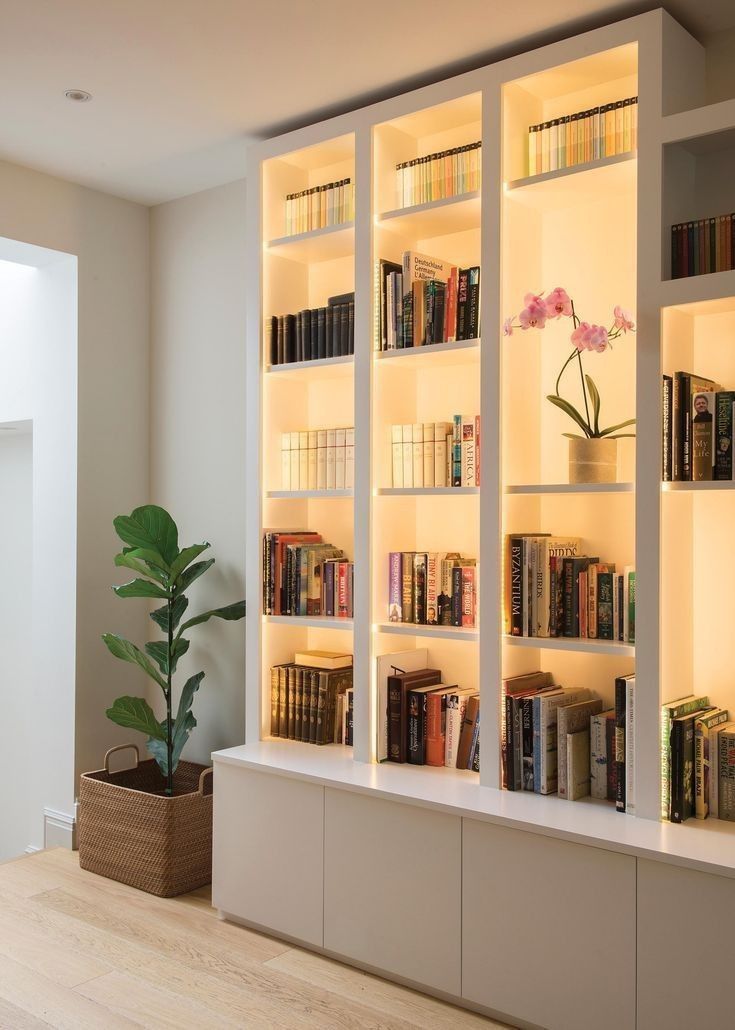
left=519, top=297, right=547, bottom=330
left=571, top=321, right=608, bottom=353
left=613, top=305, right=635, bottom=333
left=503, top=317, right=514, bottom=336
left=544, top=287, right=572, bottom=319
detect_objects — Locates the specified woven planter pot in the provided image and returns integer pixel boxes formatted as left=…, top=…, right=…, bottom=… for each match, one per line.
left=78, top=744, right=213, bottom=898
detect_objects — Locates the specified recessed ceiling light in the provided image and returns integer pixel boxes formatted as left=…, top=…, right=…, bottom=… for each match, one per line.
left=64, top=89, right=92, bottom=103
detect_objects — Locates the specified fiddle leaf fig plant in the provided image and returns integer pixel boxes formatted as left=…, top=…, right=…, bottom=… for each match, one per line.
left=103, top=505, right=245, bottom=796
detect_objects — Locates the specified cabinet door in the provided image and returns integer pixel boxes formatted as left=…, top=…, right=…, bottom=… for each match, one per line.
left=638, top=858, right=735, bottom=1029
left=213, top=764, right=324, bottom=947
left=462, top=819, right=636, bottom=1030
left=324, top=788, right=462, bottom=995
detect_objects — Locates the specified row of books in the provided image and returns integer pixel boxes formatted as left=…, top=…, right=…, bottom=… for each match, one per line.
left=395, top=141, right=481, bottom=209
left=502, top=671, right=636, bottom=810
left=504, top=535, right=636, bottom=642
left=269, top=651, right=354, bottom=745
left=280, top=428, right=354, bottom=492
left=376, top=251, right=480, bottom=350
left=268, top=293, right=354, bottom=366
left=662, top=372, right=735, bottom=481
left=670, top=214, right=735, bottom=279
left=661, top=694, right=735, bottom=822
left=262, top=530, right=353, bottom=618
left=388, top=552, right=477, bottom=628
left=527, top=96, right=638, bottom=177
left=378, top=655, right=479, bottom=769
left=284, top=178, right=354, bottom=236
left=391, top=417, right=480, bottom=489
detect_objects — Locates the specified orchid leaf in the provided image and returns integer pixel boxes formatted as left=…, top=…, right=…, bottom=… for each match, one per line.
left=585, top=374, right=601, bottom=436
left=546, top=395, right=591, bottom=437
left=599, top=417, right=636, bottom=437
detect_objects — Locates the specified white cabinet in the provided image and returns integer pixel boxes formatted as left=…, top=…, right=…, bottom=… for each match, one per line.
left=638, top=858, right=735, bottom=1029
left=462, top=819, right=637, bottom=1030
left=323, top=788, right=462, bottom=995
left=212, top=764, right=325, bottom=947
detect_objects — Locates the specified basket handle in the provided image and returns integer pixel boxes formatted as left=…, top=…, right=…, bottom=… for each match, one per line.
left=104, top=743, right=141, bottom=774
left=199, top=767, right=213, bottom=795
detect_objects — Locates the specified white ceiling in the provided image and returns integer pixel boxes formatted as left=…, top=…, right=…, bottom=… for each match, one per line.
left=0, top=1, right=731, bottom=206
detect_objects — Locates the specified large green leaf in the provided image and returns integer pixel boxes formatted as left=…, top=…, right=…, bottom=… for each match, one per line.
left=546, top=395, right=591, bottom=437
left=106, top=696, right=167, bottom=741
left=176, top=559, right=215, bottom=593
left=599, top=417, right=636, bottom=437
left=113, top=506, right=180, bottom=566
left=114, top=553, right=167, bottom=585
left=150, top=595, right=189, bottom=634
left=114, top=578, right=170, bottom=600
left=176, top=671, right=205, bottom=726
left=102, top=633, right=167, bottom=690
left=585, top=375, right=601, bottom=436
left=144, top=637, right=190, bottom=676
left=147, top=710, right=196, bottom=777
left=169, top=544, right=210, bottom=584
left=178, top=600, right=246, bottom=637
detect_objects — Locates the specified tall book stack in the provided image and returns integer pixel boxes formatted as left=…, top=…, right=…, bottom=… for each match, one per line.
left=390, top=415, right=480, bottom=488
left=262, top=530, right=354, bottom=618
left=396, top=141, right=481, bottom=207
left=388, top=552, right=477, bottom=628
left=284, top=178, right=354, bottom=235
left=270, top=650, right=354, bottom=746
left=376, top=251, right=480, bottom=350
left=504, top=534, right=635, bottom=643
left=662, top=372, right=735, bottom=481
left=527, top=96, right=637, bottom=176
left=661, top=694, right=735, bottom=823
left=670, top=214, right=734, bottom=279
left=269, top=292, right=355, bottom=366
left=281, top=427, right=354, bottom=491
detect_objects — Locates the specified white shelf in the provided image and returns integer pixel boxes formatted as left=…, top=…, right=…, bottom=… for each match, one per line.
left=377, top=487, right=479, bottom=496
left=267, top=490, right=353, bottom=499
left=377, top=191, right=480, bottom=237
left=663, top=481, right=735, bottom=492
left=213, top=740, right=735, bottom=881
left=505, top=482, right=634, bottom=495
left=661, top=98, right=735, bottom=145
left=505, top=152, right=636, bottom=208
left=265, top=221, right=355, bottom=263
left=266, top=354, right=353, bottom=380
left=659, top=270, right=735, bottom=315
left=504, top=635, right=635, bottom=657
left=264, top=615, right=354, bottom=631
left=376, top=622, right=478, bottom=642
left=375, top=337, right=480, bottom=366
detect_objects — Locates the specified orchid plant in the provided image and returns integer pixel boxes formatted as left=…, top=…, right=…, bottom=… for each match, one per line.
left=504, top=287, right=636, bottom=440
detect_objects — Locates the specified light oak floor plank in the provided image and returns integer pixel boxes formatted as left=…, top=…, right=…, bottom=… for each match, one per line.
left=0, top=850, right=506, bottom=1030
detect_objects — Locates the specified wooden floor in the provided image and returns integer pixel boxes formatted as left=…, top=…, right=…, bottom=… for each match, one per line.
left=0, top=849, right=508, bottom=1029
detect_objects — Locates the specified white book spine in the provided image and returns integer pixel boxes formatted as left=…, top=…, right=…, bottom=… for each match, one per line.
left=444, top=694, right=467, bottom=768
left=290, top=431, right=300, bottom=490
left=434, top=422, right=449, bottom=487
left=412, top=423, right=424, bottom=488
left=298, top=431, right=309, bottom=491
left=317, top=429, right=327, bottom=490
left=281, top=433, right=291, bottom=490
left=590, top=713, right=608, bottom=799
left=335, top=428, right=346, bottom=489
left=326, top=428, right=336, bottom=490
left=307, top=430, right=318, bottom=490
left=391, top=425, right=403, bottom=487
left=423, top=422, right=435, bottom=488
left=402, top=424, right=413, bottom=488
left=461, top=414, right=476, bottom=487
left=625, top=676, right=635, bottom=815
left=345, top=428, right=354, bottom=490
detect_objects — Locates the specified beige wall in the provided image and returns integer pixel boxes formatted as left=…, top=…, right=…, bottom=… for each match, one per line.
left=0, top=159, right=150, bottom=832
left=150, top=180, right=247, bottom=763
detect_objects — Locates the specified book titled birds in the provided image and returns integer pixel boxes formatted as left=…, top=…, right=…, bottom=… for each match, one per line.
left=281, top=427, right=354, bottom=492
left=395, top=141, right=481, bottom=208
left=284, top=178, right=354, bottom=236
left=388, top=552, right=477, bottom=628
left=269, top=651, right=354, bottom=746
left=504, top=534, right=635, bottom=643
left=662, top=371, right=735, bottom=481
left=376, top=250, right=480, bottom=351
left=390, top=415, right=480, bottom=488
left=670, top=214, right=735, bottom=279
left=262, top=530, right=353, bottom=618
left=527, top=96, right=637, bottom=176
left=268, top=292, right=354, bottom=366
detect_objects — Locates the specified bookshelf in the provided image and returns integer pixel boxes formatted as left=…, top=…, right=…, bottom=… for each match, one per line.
left=226, top=14, right=735, bottom=1027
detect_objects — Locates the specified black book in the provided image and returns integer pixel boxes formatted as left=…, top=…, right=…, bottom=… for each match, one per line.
left=432, top=281, right=446, bottom=344
left=325, top=307, right=333, bottom=358
left=339, top=302, right=349, bottom=356
left=387, top=668, right=442, bottom=763
left=308, top=669, right=319, bottom=744
left=295, top=311, right=303, bottom=363
left=413, top=553, right=427, bottom=624
left=456, top=268, right=469, bottom=340
left=451, top=565, right=463, bottom=627
left=521, top=697, right=535, bottom=790
left=562, top=556, right=597, bottom=637
left=425, top=282, right=436, bottom=346
left=309, top=309, right=319, bottom=361
left=331, top=303, right=341, bottom=358
left=378, top=259, right=402, bottom=351
left=284, top=313, right=296, bottom=363
left=715, top=391, right=735, bottom=480
left=407, top=684, right=436, bottom=765
left=505, top=693, right=516, bottom=790
left=268, top=315, right=278, bottom=366
left=615, top=675, right=626, bottom=812
left=276, top=315, right=284, bottom=365
left=670, top=713, right=701, bottom=822
left=348, top=301, right=354, bottom=355
left=662, top=374, right=673, bottom=481
left=317, top=307, right=327, bottom=360
left=328, top=291, right=355, bottom=307
left=465, top=266, right=480, bottom=339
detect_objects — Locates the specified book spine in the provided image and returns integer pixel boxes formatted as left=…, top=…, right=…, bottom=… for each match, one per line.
left=715, top=393, right=735, bottom=481
left=662, top=375, right=672, bottom=481
left=407, top=689, right=428, bottom=765
left=510, top=538, right=524, bottom=635
left=401, top=552, right=414, bottom=624
left=625, top=678, right=635, bottom=816
left=461, top=566, right=476, bottom=628
left=388, top=553, right=402, bottom=622
left=719, top=731, right=735, bottom=821
left=451, top=566, right=463, bottom=627
left=452, top=415, right=462, bottom=486
left=270, top=666, right=280, bottom=736
left=615, top=676, right=626, bottom=812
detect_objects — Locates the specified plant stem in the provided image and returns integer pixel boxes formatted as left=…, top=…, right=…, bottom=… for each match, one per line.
left=166, top=590, right=174, bottom=796
left=576, top=350, right=592, bottom=432
left=555, top=349, right=578, bottom=396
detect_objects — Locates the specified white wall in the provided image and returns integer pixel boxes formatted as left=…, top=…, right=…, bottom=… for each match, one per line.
left=150, top=180, right=247, bottom=763
left=0, top=426, right=33, bottom=859
left=0, top=160, right=149, bottom=837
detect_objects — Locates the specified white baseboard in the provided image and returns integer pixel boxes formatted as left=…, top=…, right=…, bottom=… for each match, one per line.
left=24, top=845, right=41, bottom=855
left=43, top=807, right=77, bottom=850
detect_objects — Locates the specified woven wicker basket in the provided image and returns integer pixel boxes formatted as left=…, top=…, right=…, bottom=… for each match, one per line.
left=78, top=744, right=213, bottom=897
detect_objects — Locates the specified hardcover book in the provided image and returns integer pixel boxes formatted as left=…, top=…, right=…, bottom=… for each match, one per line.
left=566, top=728, right=591, bottom=800
left=557, top=698, right=602, bottom=799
